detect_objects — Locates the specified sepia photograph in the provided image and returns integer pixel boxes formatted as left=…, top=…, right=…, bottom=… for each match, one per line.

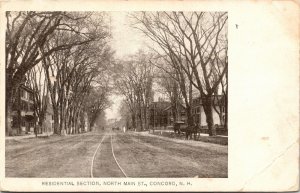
left=5, top=11, right=228, bottom=178
left=0, top=1, right=298, bottom=192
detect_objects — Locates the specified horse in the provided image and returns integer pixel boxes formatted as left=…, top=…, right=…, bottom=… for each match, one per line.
left=173, top=124, right=180, bottom=134
left=173, top=123, right=184, bottom=134
left=182, top=124, right=200, bottom=140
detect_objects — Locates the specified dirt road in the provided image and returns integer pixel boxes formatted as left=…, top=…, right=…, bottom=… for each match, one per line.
left=5, top=130, right=227, bottom=177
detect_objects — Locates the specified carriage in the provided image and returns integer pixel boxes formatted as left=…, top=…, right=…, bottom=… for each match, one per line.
left=173, top=121, right=200, bottom=140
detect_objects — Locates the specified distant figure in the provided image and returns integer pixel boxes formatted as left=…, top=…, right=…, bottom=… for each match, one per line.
left=34, top=124, right=39, bottom=138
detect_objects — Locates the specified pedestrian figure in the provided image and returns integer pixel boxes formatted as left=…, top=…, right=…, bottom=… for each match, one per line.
left=34, top=124, right=38, bottom=138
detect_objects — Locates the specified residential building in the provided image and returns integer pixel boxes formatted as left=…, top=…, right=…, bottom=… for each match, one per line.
left=163, top=103, right=187, bottom=126
left=149, top=101, right=170, bottom=128
left=191, top=95, right=226, bottom=127
left=155, top=95, right=226, bottom=128
left=11, top=84, right=36, bottom=135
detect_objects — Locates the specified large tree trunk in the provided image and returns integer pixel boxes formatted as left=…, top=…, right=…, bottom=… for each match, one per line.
left=203, top=96, right=216, bottom=136
left=171, top=105, right=177, bottom=124
left=53, top=107, right=60, bottom=134
left=38, top=112, right=46, bottom=133
left=6, top=85, right=16, bottom=135
left=187, top=80, right=193, bottom=127
left=185, top=105, right=194, bottom=126
left=218, top=111, right=224, bottom=126
left=171, top=82, right=179, bottom=124
left=59, top=101, right=66, bottom=134
left=137, top=112, right=143, bottom=131
left=15, top=86, right=22, bottom=135
left=66, top=108, right=72, bottom=134
left=131, top=113, right=136, bottom=129
left=144, top=106, right=149, bottom=130
left=74, top=111, right=79, bottom=134
left=224, top=94, right=228, bottom=131
left=6, top=102, right=12, bottom=136
left=71, top=111, right=75, bottom=134
left=6, top=77, right=20, bottom=136
left=16, top=96, right=22, bottom=135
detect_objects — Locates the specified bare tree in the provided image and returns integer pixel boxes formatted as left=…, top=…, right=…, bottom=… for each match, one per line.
left=156, top=70, right=181, bottom=125
left=5, top=11, right=103, bottom=135
left=27, top=64, right=49, bottom=131
left=151, top=54, right=194, bottom=127
left=114, top=50, right=154, bottom=131
left=132, top=12, right=228, bottom=136
left=28, top=12, right=112, bottom=135
left=86, top=86, right=111, bottom=131
left=118, top=100, right=132, bottom=130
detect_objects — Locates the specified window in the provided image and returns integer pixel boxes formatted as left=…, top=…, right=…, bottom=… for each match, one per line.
left=21, top=101, right=29, bottom=111
left=12, top=117, right=18, bottom=127
left=24, top=102, right=28, bottom=111
left=29, top=104, right=34, bottom=111
left=22, top=90, right=27, bottom=98
left=28, top=93, right=34, bottom=101
left=29, top=122, right=34, bottom=128
left=21, top=120, right=25, bottom=127
left=20, top=90, right=24, bottom=98
left=21, top=101, right=25, bottom=111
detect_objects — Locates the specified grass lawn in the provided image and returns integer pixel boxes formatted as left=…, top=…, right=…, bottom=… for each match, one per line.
left=151, top=130, right=228, bottom=145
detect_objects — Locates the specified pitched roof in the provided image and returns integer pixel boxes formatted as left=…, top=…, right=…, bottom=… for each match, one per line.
left=19, top=84, right=34, bottom=93
left=192, top=95, right=226, bottom=105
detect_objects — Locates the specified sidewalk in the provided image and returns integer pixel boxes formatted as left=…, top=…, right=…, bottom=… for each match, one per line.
left=6, top=132, right=52, bottom=141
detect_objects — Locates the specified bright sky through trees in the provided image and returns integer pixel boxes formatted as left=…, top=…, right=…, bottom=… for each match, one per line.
left=105, top=12, right=145, bottom=120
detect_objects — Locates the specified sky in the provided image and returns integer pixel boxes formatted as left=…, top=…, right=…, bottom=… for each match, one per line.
left=105, top=12, right=146, bottom=120
left=109, top=12, right=147, bottom=59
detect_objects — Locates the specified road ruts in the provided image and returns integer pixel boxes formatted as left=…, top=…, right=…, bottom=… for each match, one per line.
left=111, top=131, right=228, bottom=178
left=6, top=132, right=105, bottom=177
left=92, top=133, right=127, bottom=177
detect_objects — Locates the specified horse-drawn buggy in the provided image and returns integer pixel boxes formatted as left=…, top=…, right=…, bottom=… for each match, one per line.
left=173, top=121, right=201, bottom=140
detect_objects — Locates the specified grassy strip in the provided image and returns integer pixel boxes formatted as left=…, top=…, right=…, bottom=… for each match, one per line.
left=151, top=131, right=228, bottom=145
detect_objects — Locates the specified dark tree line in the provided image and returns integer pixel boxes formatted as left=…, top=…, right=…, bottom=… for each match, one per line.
left=6, top=11, right=112, bottom=135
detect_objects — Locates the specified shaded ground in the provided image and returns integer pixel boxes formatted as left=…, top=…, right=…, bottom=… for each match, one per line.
left=113, top=132, right=227, bottom=177
left=6, top=130, right=227, bottom=178
left=6, top=133, right=102, bottom=177
left=151, top=130, right=228, bottom=145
